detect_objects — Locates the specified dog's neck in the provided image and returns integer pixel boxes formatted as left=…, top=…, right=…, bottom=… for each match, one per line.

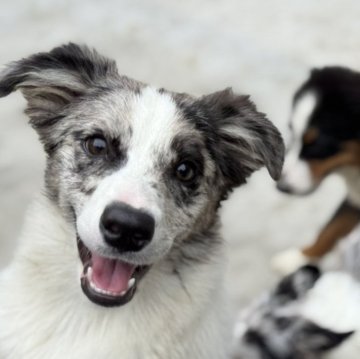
left=0, top=195, right=230, bottom=358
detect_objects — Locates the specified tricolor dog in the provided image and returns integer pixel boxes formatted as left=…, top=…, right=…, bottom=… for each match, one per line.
left=274, top=67, right=360, bottom=274
left=0, top=44, right=284, bottom=358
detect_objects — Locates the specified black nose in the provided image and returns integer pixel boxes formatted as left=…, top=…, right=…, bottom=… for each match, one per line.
left=100, top=202, right=155, bottom=252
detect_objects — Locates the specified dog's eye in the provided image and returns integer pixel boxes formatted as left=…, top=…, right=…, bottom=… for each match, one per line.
left=175, top=161, right=197, bottom=182
left=84, top=136, right=108, bottom=157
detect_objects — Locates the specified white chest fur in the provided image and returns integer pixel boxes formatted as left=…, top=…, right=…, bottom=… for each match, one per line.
left=0, top=198, right=231, bottom=359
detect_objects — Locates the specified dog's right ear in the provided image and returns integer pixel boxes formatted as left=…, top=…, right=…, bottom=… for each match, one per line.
left=0, top=43, right=118, bottom=129
left=274, top=265, right=321, bottom=303
left=193, top=89, right=285, bottom=191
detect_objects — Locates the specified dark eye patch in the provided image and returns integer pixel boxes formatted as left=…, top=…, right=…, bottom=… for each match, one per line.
left=170, top=136, right=205, bottom=181
left=244, top=330, right=279, bottom=359
left=300, top=133, right=340, bottom=160
left=72, top=129, right=127, bottom=177
left=165, top=136, right=206, bottom=206
left=274, top=316, right=293, bottom=330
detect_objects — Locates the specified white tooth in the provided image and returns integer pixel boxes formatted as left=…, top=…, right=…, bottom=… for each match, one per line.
left=128, top=278, right=136, bottom=289
left=87, top=273, right=131, bottom=297
left=88, top=278, right=126, bottom=297
left=86, top=267, right=93, bottom=279
left=90, top=280, right=96, bottom=290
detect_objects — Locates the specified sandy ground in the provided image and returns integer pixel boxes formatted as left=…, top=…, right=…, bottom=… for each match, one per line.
left=1, top=0, right=360, bottom=309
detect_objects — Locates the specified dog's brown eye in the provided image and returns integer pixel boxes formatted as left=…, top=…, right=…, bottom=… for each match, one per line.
left=84, top=137, right=108, bottom=157
left=175, top=161, right=196, bottom=182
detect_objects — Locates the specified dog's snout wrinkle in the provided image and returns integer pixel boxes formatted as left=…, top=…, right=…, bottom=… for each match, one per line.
left=100, top=202, right=155, bottom=253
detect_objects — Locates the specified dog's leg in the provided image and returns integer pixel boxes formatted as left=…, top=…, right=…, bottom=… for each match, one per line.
left=272, top=200, right=360, bottom=274
left=302, top=199, right=360, bottom=257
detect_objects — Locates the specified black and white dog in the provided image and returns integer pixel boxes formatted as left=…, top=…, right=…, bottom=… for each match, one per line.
left=0, top=44, right=284, bottom=358
left=274, top=67, right=360, bottom=274
left=233, top=265, right=358, bottom=359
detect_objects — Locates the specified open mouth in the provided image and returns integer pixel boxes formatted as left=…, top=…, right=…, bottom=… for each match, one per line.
left=77, top=237, right=149, bottom=307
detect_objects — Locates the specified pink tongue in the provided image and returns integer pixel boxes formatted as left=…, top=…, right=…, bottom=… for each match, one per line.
left=91, top=253, right=135, bottom=293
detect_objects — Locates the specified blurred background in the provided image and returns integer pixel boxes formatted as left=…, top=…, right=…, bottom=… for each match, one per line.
left=1, top=0, right=360, bottom=308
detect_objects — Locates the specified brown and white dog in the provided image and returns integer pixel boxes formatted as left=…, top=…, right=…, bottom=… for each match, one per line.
left=0, top=44, right=284, bottom=358
left=273, top=67, right=360, bottom=274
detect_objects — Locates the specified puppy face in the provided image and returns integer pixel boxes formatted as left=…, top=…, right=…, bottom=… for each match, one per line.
left=278, top=67, right=360, bottom=195
left=0, top=44, right=284, bottom=307
left=233, top=266, right=352, bottom=359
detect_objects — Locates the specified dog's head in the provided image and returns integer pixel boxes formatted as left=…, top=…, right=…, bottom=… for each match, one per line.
left=233, top=265, right=353, bottom=359
left=0, top=43, right=284, bottom=307
left=277, top=67, right=360, bottom=195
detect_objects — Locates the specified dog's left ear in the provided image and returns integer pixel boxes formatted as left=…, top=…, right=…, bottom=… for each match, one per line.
left=199, top=88, right=284, bottom=188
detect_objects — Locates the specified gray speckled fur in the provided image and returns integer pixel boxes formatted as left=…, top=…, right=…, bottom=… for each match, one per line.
left=233, top=266, right=352, bottom=359
left=0, top=43, right=284, bottom=358
left=0, top=43, right=284, bottom=269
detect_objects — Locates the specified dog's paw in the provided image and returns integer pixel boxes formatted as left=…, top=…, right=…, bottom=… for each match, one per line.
left=271, top=248, right=313, bottom=275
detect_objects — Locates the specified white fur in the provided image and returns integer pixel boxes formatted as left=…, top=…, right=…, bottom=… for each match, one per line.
left=0, top=85, right=233, bottom=358
left=280, top=156, right=315, bottom=194
left=77, top=88, right=191, bottom=265
left=291, top=91, right=318, bottom=138
left=0, top=196, right=231, bottom=359
left=271, top=247, right=312, bottom=275
left=279, top=91, right=318, bottom=194
left=340, top=167, right=360, bottom=208
left=300, top=271, right=360, bottom=358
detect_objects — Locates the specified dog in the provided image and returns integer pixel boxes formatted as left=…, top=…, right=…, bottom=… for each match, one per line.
left=273, top=67, right=360, bottom=274
left=0, top=43, right=284, bottom=358
left=233, top=265, right=356, bottom=359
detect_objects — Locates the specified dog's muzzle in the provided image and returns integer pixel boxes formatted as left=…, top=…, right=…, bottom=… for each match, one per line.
left=77, top=202, right=154, bottom=307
